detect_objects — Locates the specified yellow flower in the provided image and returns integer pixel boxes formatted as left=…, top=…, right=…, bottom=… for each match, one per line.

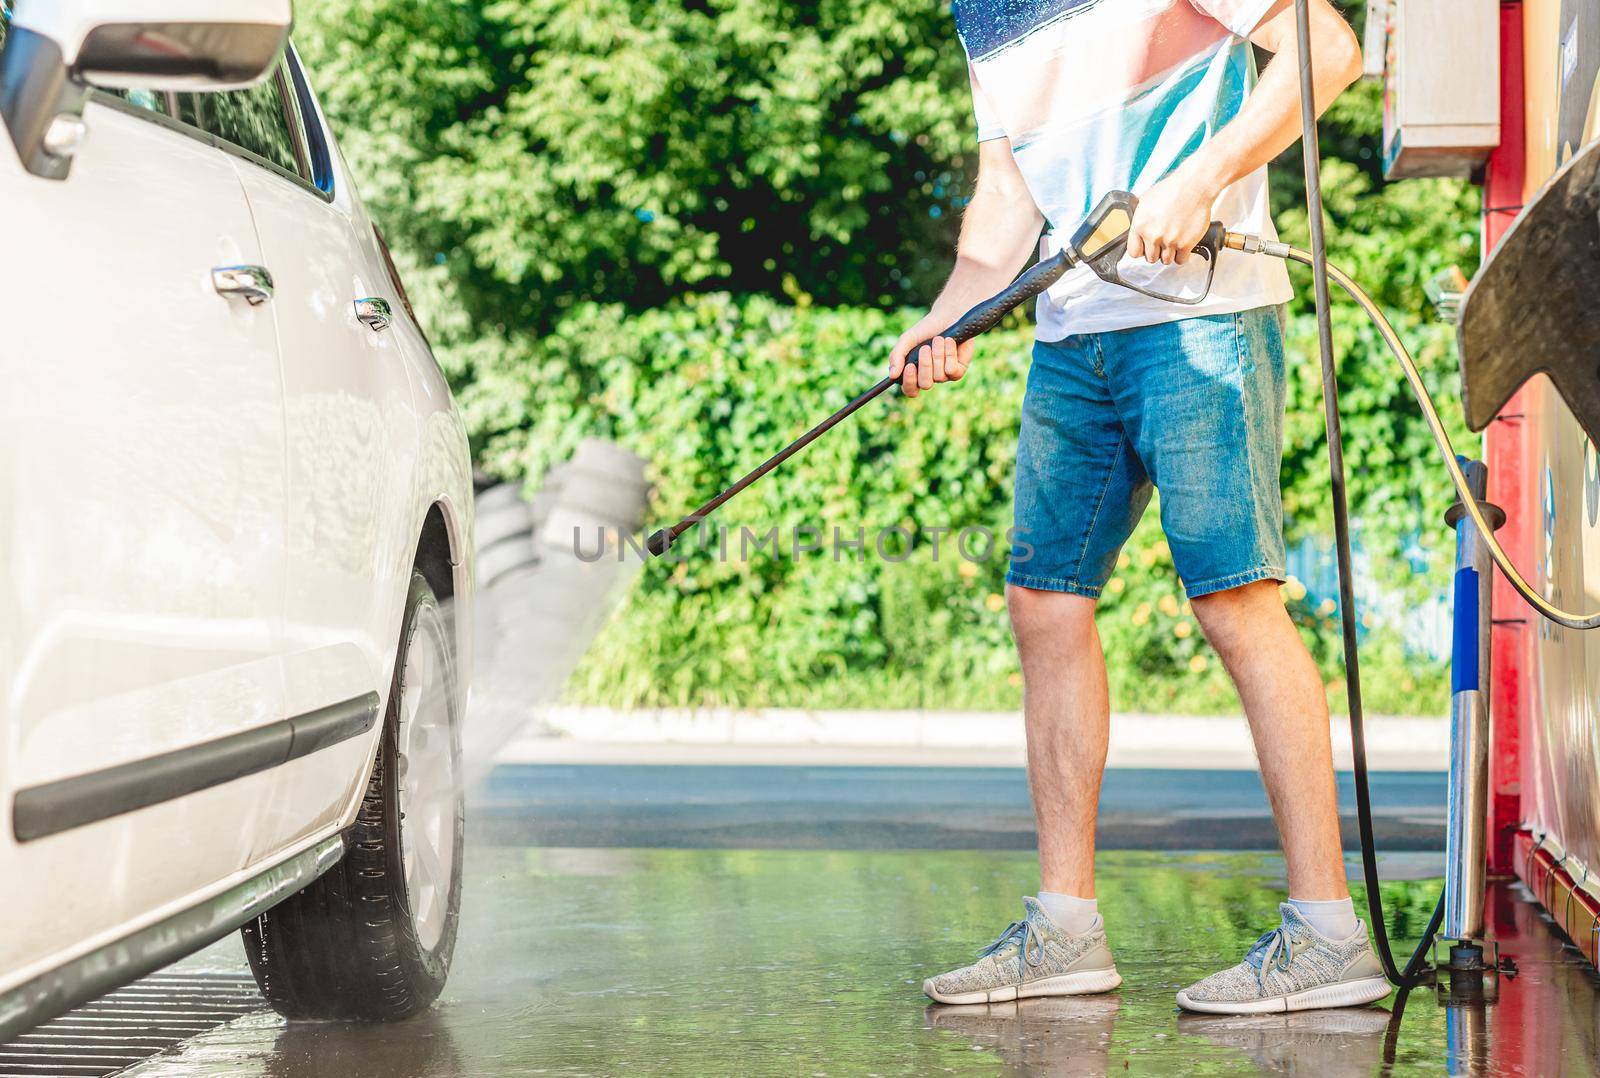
left=1189, top=654, right=1208, bottom=673
left=1007, top=671, right=1023, bottom=688
left=1318, top=597, right=1336, bottom=615
left=1174, top=621, right=1192, bottom=639
left=985, top=593, right=1006, bottom=613
left=1181, top=601, right=1192, bottom=616
left=1281, top=576, right=1307, bottom=602
left=1158, top=594, right=1180, bottom=617
left=1117, top=552, right=1132, bottom=570
left=1139, top=548, right=1158, bottom=568
left=958, top=560, right=980, bottom=580
left=1153, top=539, right=1171, bottom=559
left=1132, top=602, right=1152, bottom=626
left=1107, top=577, right=1126, bottom=594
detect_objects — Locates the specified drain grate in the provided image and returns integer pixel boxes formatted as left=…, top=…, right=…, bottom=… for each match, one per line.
left=0, top=972, right=263, bottom=1077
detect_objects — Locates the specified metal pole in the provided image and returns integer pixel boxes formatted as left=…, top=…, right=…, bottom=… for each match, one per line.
left=1443, top=458, right=1500, bottom=946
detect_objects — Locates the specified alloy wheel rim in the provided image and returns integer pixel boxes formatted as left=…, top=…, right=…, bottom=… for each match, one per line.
left=397, top=601, right=458, bottom=954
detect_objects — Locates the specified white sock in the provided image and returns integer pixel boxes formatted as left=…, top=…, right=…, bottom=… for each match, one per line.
left=1288, top=896, right=1359, bottom=939
left=1037, top=891, right=1098, bottom=935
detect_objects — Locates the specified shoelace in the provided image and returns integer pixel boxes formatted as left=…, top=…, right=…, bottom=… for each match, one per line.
left=977, top=918, right=1046, bottom=969
left=1246, top=925, right=1299, bottom=986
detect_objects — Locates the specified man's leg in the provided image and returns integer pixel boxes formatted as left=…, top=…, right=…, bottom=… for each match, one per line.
left=922, top=583, right=1122, bottom=1003
left=923, top=335, right=1140, bottom=1004
left=1190, top=579, right=1347, bottom=900
left=1177, top=578, right=1389, bottom=1014
left=1101, top=308, right=1346, bottom=901
left=1113, top=309, right=1385, bottom=1012
left=1008, top=585, right=1107, bottom=899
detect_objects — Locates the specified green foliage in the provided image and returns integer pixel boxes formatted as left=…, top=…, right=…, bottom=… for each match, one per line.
left=295, top=0, right=970, bottom=337
left=298, top=0, right=1473, bottom=714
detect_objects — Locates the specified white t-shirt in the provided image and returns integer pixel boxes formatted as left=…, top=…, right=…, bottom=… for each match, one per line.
left=955, top=0, right=1294, bottom=339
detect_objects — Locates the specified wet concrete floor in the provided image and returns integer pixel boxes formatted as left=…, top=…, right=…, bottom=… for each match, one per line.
left=131, top=844, right=1599, bottom=1076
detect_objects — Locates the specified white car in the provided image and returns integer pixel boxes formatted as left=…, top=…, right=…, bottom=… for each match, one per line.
left=0, top=1, right=475, bottom=1036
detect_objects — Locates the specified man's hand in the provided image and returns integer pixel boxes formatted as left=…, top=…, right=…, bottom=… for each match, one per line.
left=888, top=314, right=976, bottom=398
left=1123, top=0, right=1360, bottom=269
left=1126, top=166, right=1222, bottom=266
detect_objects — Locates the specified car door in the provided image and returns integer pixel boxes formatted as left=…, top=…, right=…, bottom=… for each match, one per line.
left=181, top=53, right=419, bottom=853
left=0, top=87, right=290, bottom=980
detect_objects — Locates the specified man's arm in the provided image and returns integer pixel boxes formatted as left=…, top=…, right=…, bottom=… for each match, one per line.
left=1127, top=0, right=1363, bottom=265
left=887, top=137, right=1044, bottom=397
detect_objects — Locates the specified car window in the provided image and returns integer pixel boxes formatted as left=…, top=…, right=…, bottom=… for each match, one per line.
left=181, top=71, right=301, bottom=177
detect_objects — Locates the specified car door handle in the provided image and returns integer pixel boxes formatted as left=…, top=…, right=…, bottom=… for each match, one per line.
left=354, top=297, right=393, bottom=332
left=212, top=265, right=274, bottom=305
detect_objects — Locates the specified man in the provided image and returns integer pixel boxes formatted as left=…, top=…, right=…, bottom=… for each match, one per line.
left=898, top=0, right=1372, bottom=1014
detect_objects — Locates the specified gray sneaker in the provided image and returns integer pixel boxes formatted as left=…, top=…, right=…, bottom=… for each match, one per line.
left=1176, top=903, right=1391, bottom=1014
left=923, top=898, right=1121, bottom=1005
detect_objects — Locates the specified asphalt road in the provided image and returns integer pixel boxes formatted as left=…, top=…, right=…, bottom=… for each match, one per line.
left=469, top=763, right=1447, bottom=850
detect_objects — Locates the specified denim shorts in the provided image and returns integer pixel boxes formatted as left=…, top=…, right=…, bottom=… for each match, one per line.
left=1007, top=306, right=1288, bottom=600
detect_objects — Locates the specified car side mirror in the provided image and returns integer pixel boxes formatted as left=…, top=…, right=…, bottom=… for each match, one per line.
left=1, top=0, right=293, bottom=179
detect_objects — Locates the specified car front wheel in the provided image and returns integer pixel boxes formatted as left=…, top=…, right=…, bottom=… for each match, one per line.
left=242, top=570, right=465, bottom=1020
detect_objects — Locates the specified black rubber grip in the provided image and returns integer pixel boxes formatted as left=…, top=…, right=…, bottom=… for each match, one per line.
left=903, top=250, right=1073, bottom=364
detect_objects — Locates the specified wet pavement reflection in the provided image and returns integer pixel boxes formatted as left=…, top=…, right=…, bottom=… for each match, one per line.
left=130, top=847, right=1600, bottom=1076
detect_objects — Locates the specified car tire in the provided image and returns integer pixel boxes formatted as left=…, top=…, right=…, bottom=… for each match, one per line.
left=241, top=570, right=465, bottom=1021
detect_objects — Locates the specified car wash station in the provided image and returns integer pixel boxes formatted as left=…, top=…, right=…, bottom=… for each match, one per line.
left=7, top=0, right=1600, bottom=1074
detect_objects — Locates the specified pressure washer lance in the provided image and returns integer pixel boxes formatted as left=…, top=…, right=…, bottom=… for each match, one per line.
left=645, top=192, right=1225, bottom=557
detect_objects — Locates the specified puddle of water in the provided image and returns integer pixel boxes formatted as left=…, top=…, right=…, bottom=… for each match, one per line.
left=135, top=848, right=1599, bottom=1077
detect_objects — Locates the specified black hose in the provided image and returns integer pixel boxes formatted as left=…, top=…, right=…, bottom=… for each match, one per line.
left=1291, top=0, right=1440, bottom=989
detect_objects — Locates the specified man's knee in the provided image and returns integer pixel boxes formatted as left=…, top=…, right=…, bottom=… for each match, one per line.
left=1006, top=583, right=1097, bottom=649
left=1189, top=579, right=1284, bottom=641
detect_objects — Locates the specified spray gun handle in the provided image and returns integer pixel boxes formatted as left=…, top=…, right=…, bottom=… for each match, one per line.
left=902, top=201, right=1228, bottom=379
left=1074, top=190, right=1226, bottom=264
left=901, top=250, right=1074, bottom=376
